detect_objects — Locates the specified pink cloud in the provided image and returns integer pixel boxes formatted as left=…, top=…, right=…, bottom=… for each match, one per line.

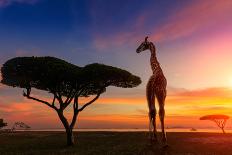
left=92, top=13, right=148, bottom=51
left=150, top=0, right=232, bottom=42
left=0, top=0, right=39, bottom=7
left=93, top=0, right=232, bottom=50
left=15, top=48, right=40, bottom=57
left=169, top=87, right=232, bottom=98
left=93, top=32, right=138, bottom=51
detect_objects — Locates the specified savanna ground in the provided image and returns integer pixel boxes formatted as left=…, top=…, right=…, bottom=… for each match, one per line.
left=0, top=131, right=232, bottom=155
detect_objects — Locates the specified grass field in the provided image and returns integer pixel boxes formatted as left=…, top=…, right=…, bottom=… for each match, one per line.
left=0, top=131, right=232, bottom=155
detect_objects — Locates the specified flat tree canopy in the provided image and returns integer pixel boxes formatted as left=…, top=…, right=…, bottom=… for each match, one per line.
left=1, top=57, right=82, bottom=96
left=81, top=63, right=141, bottom=95
left=1, top=57, right=141, bottom=97
left=200, top=115, right=229, bottom=120
left=1, top=56, right=141, bottom=145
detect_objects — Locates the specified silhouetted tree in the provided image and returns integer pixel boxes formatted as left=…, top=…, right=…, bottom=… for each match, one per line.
left=0, top=119, right=7, bottom=129
left=1, top=57, right=141, bottom=146
left=200, top=115, right=229, bottom=133
left=11, top=122, right=30, bottom=131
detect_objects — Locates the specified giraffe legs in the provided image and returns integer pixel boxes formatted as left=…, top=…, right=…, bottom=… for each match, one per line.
left=150, top=106, right=158, bottom=143
left=146, top=74, right=168, bottom=147
left=157, top=89, right=167, bottom=144
left=146, top=79, right=158, bottom=143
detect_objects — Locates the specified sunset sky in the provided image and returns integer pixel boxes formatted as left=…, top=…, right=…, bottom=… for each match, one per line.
left=0, top=0, right=232, bottom=130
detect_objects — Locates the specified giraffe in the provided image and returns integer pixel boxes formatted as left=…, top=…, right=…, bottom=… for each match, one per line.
left=136, top=36, right=167, bottom=144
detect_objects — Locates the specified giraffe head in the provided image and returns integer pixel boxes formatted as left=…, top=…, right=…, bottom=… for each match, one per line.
left=136, top=36, right=150, bottom=53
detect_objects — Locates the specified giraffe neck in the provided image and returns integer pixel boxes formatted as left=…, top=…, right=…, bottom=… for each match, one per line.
left=149, top=42, right=160, bottom=74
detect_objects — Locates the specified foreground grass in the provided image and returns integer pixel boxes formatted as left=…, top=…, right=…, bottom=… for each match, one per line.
left=0, top=131, right=232, bottom=155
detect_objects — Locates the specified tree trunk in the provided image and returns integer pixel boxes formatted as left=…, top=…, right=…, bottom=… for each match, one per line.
left=57, top=111, right=75, bottom=146
left=66, top=127, right=74, bottom=146
left=221, top=127, right=225, bottom=134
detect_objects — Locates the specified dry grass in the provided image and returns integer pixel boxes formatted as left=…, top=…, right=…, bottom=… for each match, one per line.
left=0, top=131, right=232, bottom=155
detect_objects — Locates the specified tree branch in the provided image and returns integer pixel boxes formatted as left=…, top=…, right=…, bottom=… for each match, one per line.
left=78, top=93, right=101, bottom=112
left=64, top=90, right=74, bottom=104
left=58, top=92, right=63, bottom=103
left=70, top=97, right=79, bottom=129
left=23, top=90, right=58, bottom=111
left=62, top=85, right=88, bottom=110
left=76, top=84, right=92, bottom=97
left=52, top=94, right=56, bottom=106
left=63, top=90, right=78, bottom=109
left=54, top=92, right=64, bottom=109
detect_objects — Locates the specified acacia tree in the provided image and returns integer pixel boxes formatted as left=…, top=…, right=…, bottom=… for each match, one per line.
left=1, top=57, right=141, bottom=146
left=11, top=122, right=31, bottom=131
left=200, top=115, right=229, bottom=133
left=0, top=119, right=7, bottom=129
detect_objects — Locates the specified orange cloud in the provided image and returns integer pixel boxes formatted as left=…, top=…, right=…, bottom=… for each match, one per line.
left=0, top=102, right=32, bottom=112
left=1, top=87, right=232, bottom=129
left=79, top=96, right=145, bottom=105
left=77, top=114, right=217, bottom=129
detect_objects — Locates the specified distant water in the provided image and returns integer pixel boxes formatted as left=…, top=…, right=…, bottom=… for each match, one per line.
left=16, top=128, right=232, bottom=133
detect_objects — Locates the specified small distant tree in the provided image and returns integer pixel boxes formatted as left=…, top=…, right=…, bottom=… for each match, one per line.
left=1, top=57, right=141, bottom=146
left=200, top=115, right=229, bottom=133
left=0, top=119, right=7, bottom=129
left=11, top=122, right=31, bottom=131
